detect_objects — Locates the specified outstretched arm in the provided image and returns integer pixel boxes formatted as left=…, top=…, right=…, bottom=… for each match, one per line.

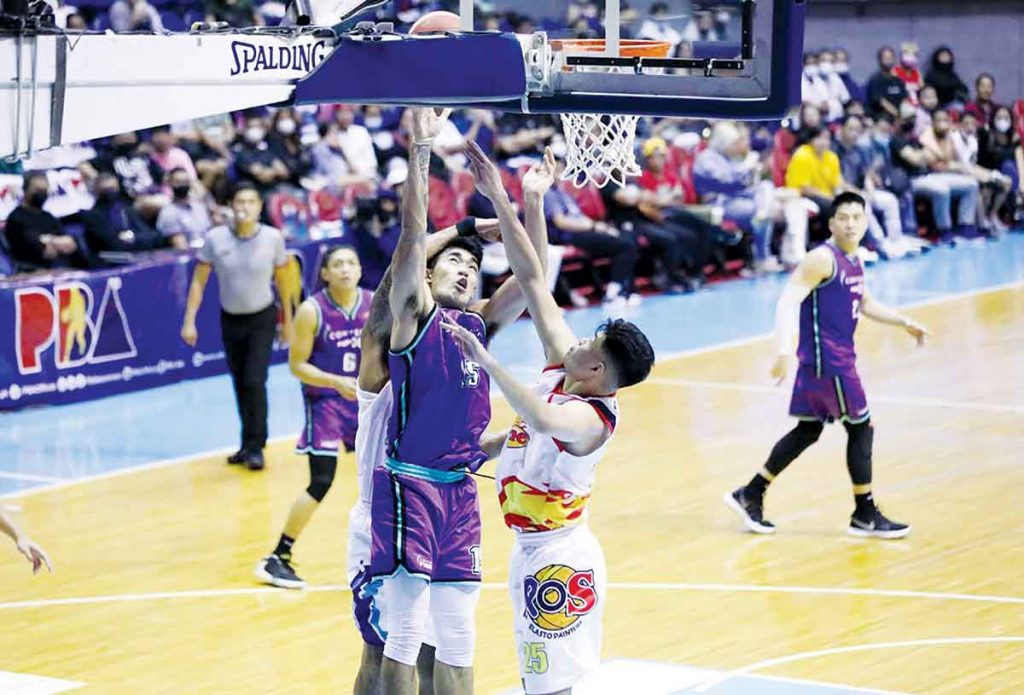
left=389, top=108, right=451, bottom=351
left=861, top=285, right=929, bottom=345
left=465, top=142, right=553, bottom=335
left=468, top=144, right=575, bottom=365
left=1, top=508, right=52, bottom=575
left=443, top=319, right=606, bottom=446
left=770, top=247, right=833, bottom=384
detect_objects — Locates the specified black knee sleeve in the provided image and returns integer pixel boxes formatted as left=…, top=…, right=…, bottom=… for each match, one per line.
left=843, top=420, right=874, bottom=486
left=764, top=420, right=825, bottom=477
left=306, top=454, right=337, bottom=502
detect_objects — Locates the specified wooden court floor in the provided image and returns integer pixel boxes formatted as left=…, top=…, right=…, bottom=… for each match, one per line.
left=1, top=285, right=1022, bottom=694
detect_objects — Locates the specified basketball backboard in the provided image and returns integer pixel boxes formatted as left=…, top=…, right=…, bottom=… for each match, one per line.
left=293, top=0, right=804, bottom=120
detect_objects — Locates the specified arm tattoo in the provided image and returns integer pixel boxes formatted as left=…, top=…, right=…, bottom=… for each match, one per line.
left=414, top=143, right=432, bottom=181
left=367, top=269, right=394, bottom=342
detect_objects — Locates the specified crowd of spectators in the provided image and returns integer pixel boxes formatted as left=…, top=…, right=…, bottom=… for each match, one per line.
left=3, top=1, right=1023, bottom=309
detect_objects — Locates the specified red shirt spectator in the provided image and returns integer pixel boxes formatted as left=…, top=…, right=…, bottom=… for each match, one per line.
left=892, top=42, right=924, bottom=105
left=638, top=137, right=684, bottom=205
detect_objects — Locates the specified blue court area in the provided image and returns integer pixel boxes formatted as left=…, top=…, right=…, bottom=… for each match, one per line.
left=2, top=235, right=1023, bottom=497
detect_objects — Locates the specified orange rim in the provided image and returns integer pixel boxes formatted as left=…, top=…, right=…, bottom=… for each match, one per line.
left=552, top=38, right=672, bottom=59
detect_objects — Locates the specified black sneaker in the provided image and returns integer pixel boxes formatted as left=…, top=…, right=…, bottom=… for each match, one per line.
left=848, top=506, right=911, bottom=539
left=245, top=451, right=265, bottom=471
left=724, top=488, right=776, bottom=534
left=254, top=554, right=306, bottom=589
left=226, top=449, right=247, bottom=465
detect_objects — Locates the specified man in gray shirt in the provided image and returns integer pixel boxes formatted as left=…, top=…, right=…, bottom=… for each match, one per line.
left=156, top=168, right=213, bottom=250
left=180, top=183, right=295, bottom=470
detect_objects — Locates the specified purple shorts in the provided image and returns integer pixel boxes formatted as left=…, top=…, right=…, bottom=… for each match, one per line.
left=369, top=464, right=482, bottom=583
left=790, top=365, right=870, bottom=424
left=295, top=396, right=356, bottom=455
left=351, top=566, right=386, bottom=648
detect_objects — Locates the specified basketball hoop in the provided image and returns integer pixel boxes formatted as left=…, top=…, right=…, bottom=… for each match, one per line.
left=552, top=38, right=671, bottom=188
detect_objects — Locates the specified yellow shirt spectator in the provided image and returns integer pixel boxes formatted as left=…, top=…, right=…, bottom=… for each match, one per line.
left=786, top=142, right=842, bottom=198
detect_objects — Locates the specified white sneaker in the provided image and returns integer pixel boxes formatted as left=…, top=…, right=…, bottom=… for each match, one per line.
left=857, top=247, right=880, bottom=264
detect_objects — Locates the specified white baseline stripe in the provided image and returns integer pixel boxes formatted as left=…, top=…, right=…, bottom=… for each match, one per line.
left=693, top=636, right=1024, bottom=693
left=2, top=581, right=1022, bottom=611
left=3, top=279, right=1022, bottom=502
left=0, top=471, right=65, bottom=483
left=648, top=377, right=1024, bottom=415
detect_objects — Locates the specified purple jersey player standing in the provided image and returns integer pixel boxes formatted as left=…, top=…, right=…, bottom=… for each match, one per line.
left=726, top=192, right=929, bottom=539
left=372, top=107, right=551, bottom=695
left=255, top=246, right=368, bottom=589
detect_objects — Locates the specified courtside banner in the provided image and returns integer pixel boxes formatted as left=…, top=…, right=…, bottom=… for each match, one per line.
left=0, top=241, right=328, bottom=410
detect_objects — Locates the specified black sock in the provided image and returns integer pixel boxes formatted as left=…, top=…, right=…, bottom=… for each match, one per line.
left=745, top=421, right=825, bottom=499
left=855, top=492, right=875, bottom=515
left=744, top=473, right=771, bottom=498
left=273, top=534, right=295, bottom=560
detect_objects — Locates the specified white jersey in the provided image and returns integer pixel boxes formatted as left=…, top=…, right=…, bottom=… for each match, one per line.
left=354, top=386, right=393, bottom=507
left=495, top=367, right=618, bottom=534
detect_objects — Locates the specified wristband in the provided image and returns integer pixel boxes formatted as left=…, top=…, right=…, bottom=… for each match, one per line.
left=456, top=217, right=478, bottom=238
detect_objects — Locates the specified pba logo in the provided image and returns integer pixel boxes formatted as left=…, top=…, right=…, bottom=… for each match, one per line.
left=506, top=417, right=530, bottom=449
left=523, top=564, right=598, bottom=637
left=14, top=278, right=137, bottom=375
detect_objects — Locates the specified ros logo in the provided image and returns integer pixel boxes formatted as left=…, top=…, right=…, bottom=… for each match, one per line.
left=523, top=564, right=598, bottom=633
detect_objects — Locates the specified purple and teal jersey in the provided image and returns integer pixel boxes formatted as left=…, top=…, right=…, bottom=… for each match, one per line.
left=386, top=305, right=491, bottom=473
left=797, top=242, right=865, bottom=377
left=302, top=288, right=372, bottom=399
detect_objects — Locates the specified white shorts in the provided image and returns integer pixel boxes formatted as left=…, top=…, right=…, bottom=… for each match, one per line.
left=508, top=524, right=607, bottom=693
left=346, top=501, right=372, bottom=586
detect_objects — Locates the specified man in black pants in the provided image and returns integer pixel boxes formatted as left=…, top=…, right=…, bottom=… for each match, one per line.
left=180, top=183, right=294, bottom=470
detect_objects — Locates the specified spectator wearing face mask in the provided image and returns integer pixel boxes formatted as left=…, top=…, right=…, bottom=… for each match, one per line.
left=914, top=85, right=940, bottom=138
left=232, top=115, right=290, bottom=194
left=950, top=112, right=1012, bottom=234
left=149, top=126, right=198, bottom=189
left=834, top=49, right=865, bottom=104
left=267, top=109, right=313, bottom=188
left=82, top=173, right=164, bottom=262
left=965, top=73, right=1001, bottom=126
left=868, top=115, right=925, bottom=248
left=801, top=53, right=830, bottom=117
left=892, top=42, right=924, bottom=105
left=978, top=106, right=1024, bottom=228
left=924, top=46, right=969, bottom=110
left=109, top=0, right=163, bottom=32
left=156, top=167, right=213, bottom=249
left=867, top=46, right=908, bottom=120
left=3, top=171, right=87, bottom=272
left=816, top=50, right=851, bottom=123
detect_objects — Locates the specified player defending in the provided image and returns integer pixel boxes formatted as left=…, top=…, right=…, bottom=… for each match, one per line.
left=255, top=246, right=368, bottom=589
left=445, top=142, right=655, bottom=694
left=371, top=108, right=551, bottom=694
left=726, top=191, right=928, bottom=539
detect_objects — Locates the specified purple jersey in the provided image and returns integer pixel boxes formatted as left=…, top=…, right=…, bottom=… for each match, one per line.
left=302, top=288, right=372, bottom=399
left=797, top=242, right=864, bottom=377
left=386, top=305, right=491, bottom=473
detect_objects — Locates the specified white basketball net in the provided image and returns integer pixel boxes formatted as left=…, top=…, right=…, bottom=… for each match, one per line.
left=560, top=112, right=641, bottom=189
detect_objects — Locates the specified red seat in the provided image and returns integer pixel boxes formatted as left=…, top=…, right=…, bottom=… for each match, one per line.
left=428, top=176, right=462, bottom=229
left=310, top=189, right=343, bottom=222
left=451, top=170, right=475, bottom=197
left=500, top=167, right=525, bottom=207
left=772, top=128, right=796, bottom=187
left=1013, top=100, right=1024, bottom=141
left=562, top=181, right=607, bottom=221
left=267, top=191, right=311, bottom=238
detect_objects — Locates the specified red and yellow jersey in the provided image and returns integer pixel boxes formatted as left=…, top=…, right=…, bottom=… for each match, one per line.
left=495, top=367, right=618, bottom=533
